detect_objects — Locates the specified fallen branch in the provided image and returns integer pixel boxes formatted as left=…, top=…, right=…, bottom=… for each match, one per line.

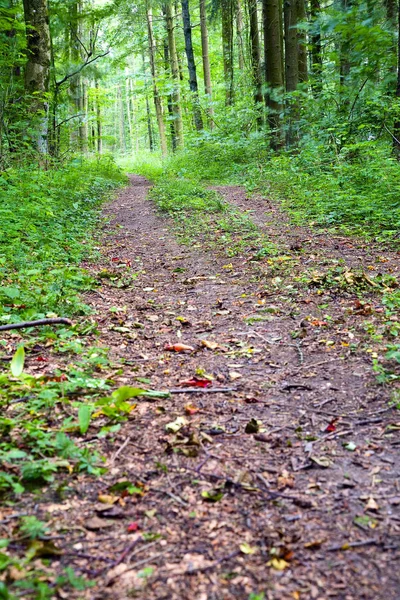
left=327, top=539, right=378, bottom=552
left=0, top=318, right=72, bottom=332
left=169, top=387, right=236, bottom=394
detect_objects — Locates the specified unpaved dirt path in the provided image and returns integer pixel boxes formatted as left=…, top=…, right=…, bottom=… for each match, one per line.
left=55, top=176, right=400, bottom=599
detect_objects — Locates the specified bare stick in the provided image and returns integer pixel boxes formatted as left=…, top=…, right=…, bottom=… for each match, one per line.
left=0, top=318, right=72, bottom=332
left=169, top=387, right=236, bottom=394
left=110, top=436, right=131, bottom=465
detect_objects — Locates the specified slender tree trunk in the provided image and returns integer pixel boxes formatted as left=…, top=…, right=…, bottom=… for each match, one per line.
left=95, top=79, right=102, bottom=153
left=79, top=78, right=88, bottom=153
left=284, top=0, right=299, bottom=146
left=297, top=0, right=307, bottom=83
left=117, top=84, right=126, bottom=153
left=163, top=38, right=177, bottom=150
left=199, top=0, right=214, bottom=125
left=310, top=0, right=322, bottom=95
left=221, top=0, right=234, bottom=105
left=284, top=0, right=299, bottom=92
left=236, top=0, right=245, bottom=71
left=146, top=7, right=168, bottom=156
left=126, top=77, right=133, bottom=151
left=263, top=0, right=284, bottom=148
left=23, top=0, right=51, bottom=152
left=248, top=0, right=263, bottom=125
left=145, top=93, right=154, bottom=151
left=181, top=0, right=203, bottom=130
left=393, top=0, right=400, bottom=155
left=165, top=1, right=184, bottom=148
left=339, top=0, right=351, bottom=97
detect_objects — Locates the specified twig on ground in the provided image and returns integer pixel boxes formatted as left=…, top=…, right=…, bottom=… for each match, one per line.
left=169, top=387, right=236, bottom=394
left=185, top=550, right=241, bottom=575
left=327, top=539, right=378, bottom=552
left=0, top=318, right=72, bottom=332
left=110, top=436, right=131, bottom=464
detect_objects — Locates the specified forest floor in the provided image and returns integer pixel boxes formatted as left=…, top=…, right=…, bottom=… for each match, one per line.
left=4, top=175, right=400, bottom=599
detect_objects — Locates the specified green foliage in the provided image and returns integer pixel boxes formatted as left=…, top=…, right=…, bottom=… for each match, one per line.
left=0, top=156, right=127, bottom=324
left=150, top=178, right=225, bottom=213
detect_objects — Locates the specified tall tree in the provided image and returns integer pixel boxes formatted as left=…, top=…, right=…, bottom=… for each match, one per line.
left=22, top=0, right=51, bottom=152
left=146, top=6, right=168, bottom=156
left=248, top=0, right=263, bottom=124
left=310, top=0, right=322, bottom=95
left=284, top=0, right=299, bottom=92
left=297, top=0, right=307, bottom=83
left=181, top=0, right=203, bottom=130
left=393, top=0, right=400, bottom=154
left=199, top=0, right=214, bottom=124
left=263, top=0, right=284, bottom=147
left=165, top=1, right=184, bottom=147
left=221, top=0, right=234, bottom=105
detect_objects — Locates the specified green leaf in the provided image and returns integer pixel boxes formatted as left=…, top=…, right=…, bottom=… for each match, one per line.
left=10, top=345, right=25, bottom=377
left=78, top=404, right=92, bottom=434
left=1, top=287, right=20, bottom=299
left=111, top=386, right=147, bottom=401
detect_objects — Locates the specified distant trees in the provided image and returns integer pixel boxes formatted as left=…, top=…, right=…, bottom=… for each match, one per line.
left=1, top=0, right=400, bottom=163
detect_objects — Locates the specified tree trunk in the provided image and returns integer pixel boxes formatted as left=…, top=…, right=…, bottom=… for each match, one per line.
left=95, top=79, right=102, bottom=153
left=248, top=0, right=263, bottom=125
left=263, top=0, right=284, bottom=147
left=146, top=6, right=168, bottom=156
left=181, top=0, right=203, bottom=130
left=236, top=0, right=245, bottom=71
left=118, top=84, right=126, bottom=154
left=165, top=1, right=184, bottom=148
left=221, top=0, right=234, bottom=105
left=297, top=0, right=307, bottom=83
left=284, top=0, right=299, bottom=146
left=393, top=0, right=400, bottom=155
left=23, top=0, right=51, bottom=153
left=339, top=0, right=351, bottom=95
left=310, top=0, right=322, bottom=95
left=284, top=0, right=298, bottom=92
left=163, top=38, right=177, bottom=150
left=199, top=0, right=214, bottom=125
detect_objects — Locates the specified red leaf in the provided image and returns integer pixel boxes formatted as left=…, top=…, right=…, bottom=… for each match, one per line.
left=127, top=522, right=140, bottom=532
left=325, top=419, right=338, bottom=433
left=179, top=377, right=212, bottom=388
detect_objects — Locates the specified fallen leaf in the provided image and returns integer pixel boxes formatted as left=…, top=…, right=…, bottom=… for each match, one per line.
left=201, top=489, right=224, bottom=502
left=325, top=418, right=338, bottom=433
left=267, top=557, right=290, bottom=571
left=85, top=516, right=115, bottom=530
left=165, top=416, right=187, bottom=433
left=229, top=371, right=242, bottom=381
left=184, top=403, right=199, bottom=415
left=201, top=339, right=219, bottom=350
left=245, top=419, right=260, bottom=434
left=165, top=343, right=194, bottom=353
left=365, top=497, right=379, bottom=512
left=179, top=376, right=212, bottom=388
left=240, top=543, right=257, bottom=555
left=310, top=456, right=331, bottom=468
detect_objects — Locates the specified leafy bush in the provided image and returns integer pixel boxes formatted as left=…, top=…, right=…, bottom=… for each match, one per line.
left=0, top=156, right=126, bottom=323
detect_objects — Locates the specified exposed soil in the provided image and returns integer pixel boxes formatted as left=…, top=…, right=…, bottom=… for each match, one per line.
left=14, top=176, right=400, bottom=599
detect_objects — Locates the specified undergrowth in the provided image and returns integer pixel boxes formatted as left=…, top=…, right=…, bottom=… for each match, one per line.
left=0, top=156, right=126, bottom=598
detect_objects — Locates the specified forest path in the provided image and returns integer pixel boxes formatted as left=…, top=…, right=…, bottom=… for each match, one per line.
left=67, top=176, right=400, bottom=598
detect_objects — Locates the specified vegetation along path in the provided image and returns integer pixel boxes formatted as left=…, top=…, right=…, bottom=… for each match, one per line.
left=3, top=176, right=400, bottom=600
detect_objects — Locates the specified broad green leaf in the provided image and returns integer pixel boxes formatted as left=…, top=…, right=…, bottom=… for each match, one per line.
left=111, top=386, right=147, bottom=401
left=78, top=404, right=92, bottom=434
left=10, top=345, right=25, bottom=377
left=1, top=287, right=20, bottom=299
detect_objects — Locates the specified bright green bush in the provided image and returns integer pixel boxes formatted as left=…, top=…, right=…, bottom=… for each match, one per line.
left=0, top=156, right=126, bottom=323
